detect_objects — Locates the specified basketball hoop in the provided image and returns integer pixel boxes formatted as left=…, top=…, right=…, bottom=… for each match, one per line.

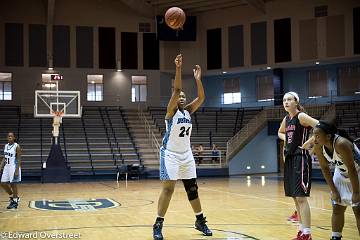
left=52, top=110, right=64, bottom=117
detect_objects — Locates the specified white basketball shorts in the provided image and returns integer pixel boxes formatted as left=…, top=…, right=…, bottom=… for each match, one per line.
left=159, top=146, right=197, bottom=180
left=333, top=167, right=360, bottom=207
left=1, top=164, right=21, bottom=183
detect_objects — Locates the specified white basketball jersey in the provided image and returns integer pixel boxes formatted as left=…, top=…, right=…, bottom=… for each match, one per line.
left=162, top=109, right=192, bottom=153
left=323, top=135, right=360, bottom=177
left=4, top=142, right=18, bottom=165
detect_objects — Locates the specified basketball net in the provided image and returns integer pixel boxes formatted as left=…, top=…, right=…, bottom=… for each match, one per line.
left=52, top=110, right=63, bottom=139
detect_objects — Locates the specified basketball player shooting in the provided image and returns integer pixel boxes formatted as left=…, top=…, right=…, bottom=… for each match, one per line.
left=152, top=54, right=212, bottom=240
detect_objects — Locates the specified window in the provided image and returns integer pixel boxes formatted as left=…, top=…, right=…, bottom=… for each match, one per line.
left=308, top=70, right=328, bottom=97
left=131, top=76, right=147, bottom=102
left=223, top=78, right=240, bottom=104
left=0, top=73, right=12, bottom=101
left=87, top=75, right=103, bottom=101
left=223, top=92, right=241, bottom=104
left=338, top=64, right=360, bottom=96
left=256, top=75, right=274, bottom=101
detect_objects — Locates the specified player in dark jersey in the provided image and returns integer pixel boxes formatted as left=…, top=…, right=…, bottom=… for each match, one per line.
left=278, top=92, right=319, bottom=240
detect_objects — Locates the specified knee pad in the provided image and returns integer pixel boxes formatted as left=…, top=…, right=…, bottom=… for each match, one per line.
left=182, top=178, right=198, bottom=201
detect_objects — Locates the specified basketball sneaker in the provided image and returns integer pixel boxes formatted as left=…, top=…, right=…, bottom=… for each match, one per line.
left=299, top=233, right=312, bottom=240
left=7, top=197, right=19, bottom=209
left=195, top=217, right=212, bottom=236
left=331, top=237, right=342, bottom=240
left=288, top=210, right=299, bottom=222
left=153, top=221, right=163, bottom=240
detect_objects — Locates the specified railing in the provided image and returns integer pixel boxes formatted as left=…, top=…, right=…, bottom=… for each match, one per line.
left=81, top=111, right=94, bottom=174
left=137, top=106, right=161, bottom=155
left=227, top=110, right=268, bottom=161
left=226, top=104, right=332, bottom=161
left=99, top=107, right=116, bottom=163
left=193, top=149, right=223, bottom=167
left=104, top=107, right=121, bottom=166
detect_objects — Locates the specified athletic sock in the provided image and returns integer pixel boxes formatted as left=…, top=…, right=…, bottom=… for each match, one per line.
left=298, top=224, right=303, bottom=232
left=331, top=232, right=342, bottom=237
left=302, top=228, right=311, bottom=234
left=156, top=216, right=164, bottom=222
left=195, top=212, right=204, bottom=220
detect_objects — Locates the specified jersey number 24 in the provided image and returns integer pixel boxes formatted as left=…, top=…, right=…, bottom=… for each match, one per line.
left=179, top=127, right=190, bottom=137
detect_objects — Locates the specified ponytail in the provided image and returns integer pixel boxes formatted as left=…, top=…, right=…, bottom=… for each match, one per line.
left=297, top=103, right=305, bottom=112
left=316, top=121, right=353, bottom=143
left=337, top=128, right=354, bottom=143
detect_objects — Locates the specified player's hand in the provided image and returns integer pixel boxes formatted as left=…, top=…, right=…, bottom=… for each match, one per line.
left=175, top=54, right=182, bottom=68
left=300, top=141, right=313, bottom=151
left=352, top=192, right=360, bottom=206
left=331, top=190, right=341, bottom=204
left=193, top=65, right=201, bottom=80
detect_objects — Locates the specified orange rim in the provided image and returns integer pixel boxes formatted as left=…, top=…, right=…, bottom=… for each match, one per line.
left=52, top=111, right=64, bottom=117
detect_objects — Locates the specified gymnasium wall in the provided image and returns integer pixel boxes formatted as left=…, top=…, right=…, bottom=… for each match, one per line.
left=0, top=0, right=359, bottom=110
left=201, top=61, right=360, bottom=108
left=229, top=125, right=278, bottom=175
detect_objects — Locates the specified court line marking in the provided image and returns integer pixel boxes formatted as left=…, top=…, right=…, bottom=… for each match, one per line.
left=201, top=187, right=329, bottom=210
left=200, top=186, right=359, bottom=219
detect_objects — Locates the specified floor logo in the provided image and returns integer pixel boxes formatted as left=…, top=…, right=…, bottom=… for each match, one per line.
left=29, top=198, right=120, bottom=211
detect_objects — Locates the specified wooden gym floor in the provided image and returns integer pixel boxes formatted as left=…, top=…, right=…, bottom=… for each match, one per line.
left=0, top=176, right=358, bottom=240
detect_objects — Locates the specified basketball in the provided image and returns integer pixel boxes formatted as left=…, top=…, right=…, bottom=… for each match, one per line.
left=165, top=7, right=186, bottom=30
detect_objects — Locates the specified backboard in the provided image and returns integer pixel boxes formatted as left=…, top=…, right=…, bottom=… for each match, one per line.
left=34, top=90, right=81, bottom=118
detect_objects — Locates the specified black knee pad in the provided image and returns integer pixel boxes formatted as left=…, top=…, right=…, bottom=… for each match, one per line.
left=182, top=178, right=198, bottom=201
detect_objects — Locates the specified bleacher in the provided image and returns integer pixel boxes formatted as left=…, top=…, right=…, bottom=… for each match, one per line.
left=0, top=106, right=141, bottom=177
left=2, top=102, right=359, bottom=178
left=336, top=101, right=360, bottom=139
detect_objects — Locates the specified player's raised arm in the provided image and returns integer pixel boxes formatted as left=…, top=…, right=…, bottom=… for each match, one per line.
left=166, top=54, right=182, bottom=119
left=185, top=65, right=205, bottom=114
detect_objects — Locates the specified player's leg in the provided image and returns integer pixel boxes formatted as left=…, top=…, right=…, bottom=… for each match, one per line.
left=1, top=183, right=12, bottom=195
left=330, top=167, right=352, bottom=239
left=180, top=152, right=212, bottom=236
left=284, top=155, right=302, bottom=238
left=157, top=180, right=176, bottom=217
left=352, top=204, right=360, bottom=236
left=7, top=165, right=20, bottom=209
left=296, top=197, right=311, bottom=237
left=153, top=148, right=179, bottom=240
left=182, top=178, right=212, bottom=236
left=1, top=165, right=16, bottom=209
left=292, top=197, right=303, bottom=237
left=182, top=178, right=201, bottom=212
left=153, top=180, right=176, bottom=240
left=331, top=204, right=346, bottom=239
